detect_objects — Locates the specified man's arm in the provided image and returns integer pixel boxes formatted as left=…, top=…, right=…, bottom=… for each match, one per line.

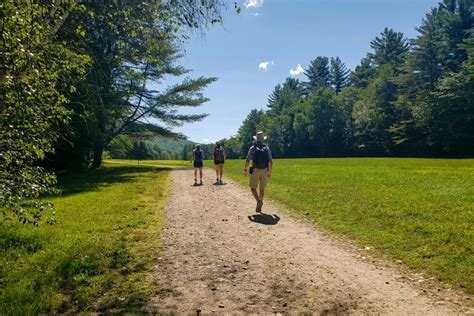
left=267, top=147, right=273, bottom=177
left=223, top=148, right=227, bottom=160
left=244, top=159, right=250, bottom=176
left=244, top=146, right=253, bottom=176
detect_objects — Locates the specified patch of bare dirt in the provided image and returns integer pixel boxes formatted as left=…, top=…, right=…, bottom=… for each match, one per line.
left=148, top=169, right=472, bottom=314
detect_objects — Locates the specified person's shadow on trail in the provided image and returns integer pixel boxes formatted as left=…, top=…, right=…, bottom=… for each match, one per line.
left=213, top=182, right=227, bottom=186
left=248, top=213, right=280, bottom=225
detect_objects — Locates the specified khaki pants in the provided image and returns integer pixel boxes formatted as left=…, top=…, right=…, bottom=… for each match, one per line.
left=250, top=168, right=268, bottom=189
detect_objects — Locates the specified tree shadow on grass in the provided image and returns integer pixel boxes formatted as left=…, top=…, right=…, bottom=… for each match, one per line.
left=53, top=166, right=167, bottom=197
left=248, top=213, right=280, bottom=225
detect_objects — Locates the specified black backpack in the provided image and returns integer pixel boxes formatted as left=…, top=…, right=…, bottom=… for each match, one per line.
left=214, top=146, right=224, bottom=161
left=253, top=144, right=269, bottom=169
left=194, top=150, right=203, bottom=162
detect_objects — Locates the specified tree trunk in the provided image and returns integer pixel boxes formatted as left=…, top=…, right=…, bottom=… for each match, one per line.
left=91, top=141, right=104, bottom=169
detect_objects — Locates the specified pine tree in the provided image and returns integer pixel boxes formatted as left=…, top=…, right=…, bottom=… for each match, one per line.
left=238, top=109, right=264, bottom=157
left=349, top=56, right=376, bottom=89
left=330, top=57, right=350, bottom=94
left=304, top=57, right=331, bottom=91
left=430, top=30, right=474, bottom=156
left=353, top=65, right=399, bottom=155
left=268, top=78, right=304, bottom=114
left=407, top=8, right=446, bottom=91
left=438, top=0, right=474, bottom=72
left=370, top=28, right=410, bottom=71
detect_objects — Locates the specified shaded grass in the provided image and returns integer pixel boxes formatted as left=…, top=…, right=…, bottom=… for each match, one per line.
left=211, top=158, right=474, bottom=294
left=0, top=164, right=169, bottom=313
left=105, top=159, right=193, bottom=169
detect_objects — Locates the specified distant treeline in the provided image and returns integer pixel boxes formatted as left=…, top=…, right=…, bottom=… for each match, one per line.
left=220, top=1, right=474, bottom=159
left=106, top=136, right=196, bottom=160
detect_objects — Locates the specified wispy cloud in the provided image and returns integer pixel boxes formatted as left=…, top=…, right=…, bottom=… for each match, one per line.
left=244, top=0, right=264, bottom=9
left=258, top=60, right=274, bottom=71
left=253, top=12, right=262, bottom=17
left=289, top=64, right=304, bottom=76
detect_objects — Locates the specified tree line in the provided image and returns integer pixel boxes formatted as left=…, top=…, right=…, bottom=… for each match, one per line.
left=1, top=0, right=228, bottom=224
left=220, top=0, right=473, bottom=159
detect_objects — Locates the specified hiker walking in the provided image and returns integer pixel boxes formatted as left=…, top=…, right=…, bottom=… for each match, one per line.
left=192, top=144, right=205, bottom=185
left=244, top=131, right=273, bottom=213
left=213, top=142, right=227, bottom=184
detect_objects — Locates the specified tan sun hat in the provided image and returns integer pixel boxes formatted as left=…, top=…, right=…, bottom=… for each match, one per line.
left=253, top=131, right=267, bottom=142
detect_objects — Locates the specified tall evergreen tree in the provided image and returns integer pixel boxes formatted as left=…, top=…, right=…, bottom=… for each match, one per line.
left=438, top=0, right=474, bottom=72
left=304, top=57, right=331, bottom=91
left=267, top=78, right=304, bottom=114
left=349, top=56, right=376, bottom=89
left=430, top=30, right=474, bottom=155
left=330, top=57, right=350, bottom=94
left=353, top=65, right=400, bottom=155
left=238, top=109, right=264, bottom=157
left=297, top=88, right=341, bottom=156
left=370, top=27, right=410, bottom=71
left=409, top=8, right=446, bottom=91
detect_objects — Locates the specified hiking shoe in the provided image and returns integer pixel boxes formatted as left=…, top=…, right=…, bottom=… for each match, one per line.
left=256, top=200, right=263, bottom=213
left=194, top=179, right=197, bottom=185
left=219, top=179, right=223, bottom=184
left=200, top=180, right=203, bottom=185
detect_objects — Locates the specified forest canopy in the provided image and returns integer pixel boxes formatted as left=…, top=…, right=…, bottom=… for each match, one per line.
left=219, top=0, right=474, bottom=159
left=0, top=0, right=226, bottom=223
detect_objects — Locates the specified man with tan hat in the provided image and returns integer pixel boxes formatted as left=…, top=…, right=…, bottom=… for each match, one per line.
left=244, top=131, right=273, bottom=213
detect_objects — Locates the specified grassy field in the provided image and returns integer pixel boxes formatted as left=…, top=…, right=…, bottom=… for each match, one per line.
left=104, top=159, right=192, bottom=168
left=0, top=164, right=169, bottom=314
left=208, top=158, right=474, bottom=294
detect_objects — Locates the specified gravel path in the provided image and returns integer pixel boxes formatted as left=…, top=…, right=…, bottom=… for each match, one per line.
left=148, top=169, right=472, bottom=314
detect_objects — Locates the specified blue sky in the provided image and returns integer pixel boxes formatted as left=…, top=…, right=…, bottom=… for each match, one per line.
left=171, top=0, right=440, bottom=144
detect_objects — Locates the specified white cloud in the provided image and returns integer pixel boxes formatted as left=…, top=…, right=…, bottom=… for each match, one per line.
left=289, top=64, right=304, bottom=76
left=244, top=0, right=264, bottom=9
left=253, top=12, right=262, bottom=16
left=258, top=60, right=274, bottom=71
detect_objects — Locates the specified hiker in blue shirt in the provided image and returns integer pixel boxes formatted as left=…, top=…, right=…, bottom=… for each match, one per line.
left=192, top=144, right=205, bottom=185
left=244, top=131, right=273, bottom=213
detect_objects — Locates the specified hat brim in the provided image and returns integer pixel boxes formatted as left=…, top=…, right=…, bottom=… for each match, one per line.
left=253, top=136, right=267, bottom=141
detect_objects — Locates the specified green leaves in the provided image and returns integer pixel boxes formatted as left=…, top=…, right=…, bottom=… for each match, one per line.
left=1, top=0, right=87, bottom=225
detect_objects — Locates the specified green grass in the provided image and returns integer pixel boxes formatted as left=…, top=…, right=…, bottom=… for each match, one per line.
left=210, top=158, right=474, bottom=294
left=0, top=164, right=169, bottom=313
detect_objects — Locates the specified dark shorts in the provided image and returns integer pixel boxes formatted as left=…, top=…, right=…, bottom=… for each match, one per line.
left=194, top=161, right=203, bottom=168
left=214, top=159, right=225, bottom=165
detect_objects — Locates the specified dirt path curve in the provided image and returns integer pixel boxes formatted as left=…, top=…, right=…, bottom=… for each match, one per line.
left=149, top=169, right=472, bottom=314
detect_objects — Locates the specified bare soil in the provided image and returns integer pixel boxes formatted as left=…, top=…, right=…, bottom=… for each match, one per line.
left=148, top=169, right=472, bottom=314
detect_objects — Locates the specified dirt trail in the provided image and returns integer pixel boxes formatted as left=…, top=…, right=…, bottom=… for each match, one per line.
left=149, top=169, right=472, bottom=314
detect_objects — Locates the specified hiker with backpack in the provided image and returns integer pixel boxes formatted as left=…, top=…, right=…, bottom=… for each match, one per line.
left=192, top=144, right=205, bottom=185
left=244, top=131, right=273, bottom=213
left=213, top=142, right=227, bottom=184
